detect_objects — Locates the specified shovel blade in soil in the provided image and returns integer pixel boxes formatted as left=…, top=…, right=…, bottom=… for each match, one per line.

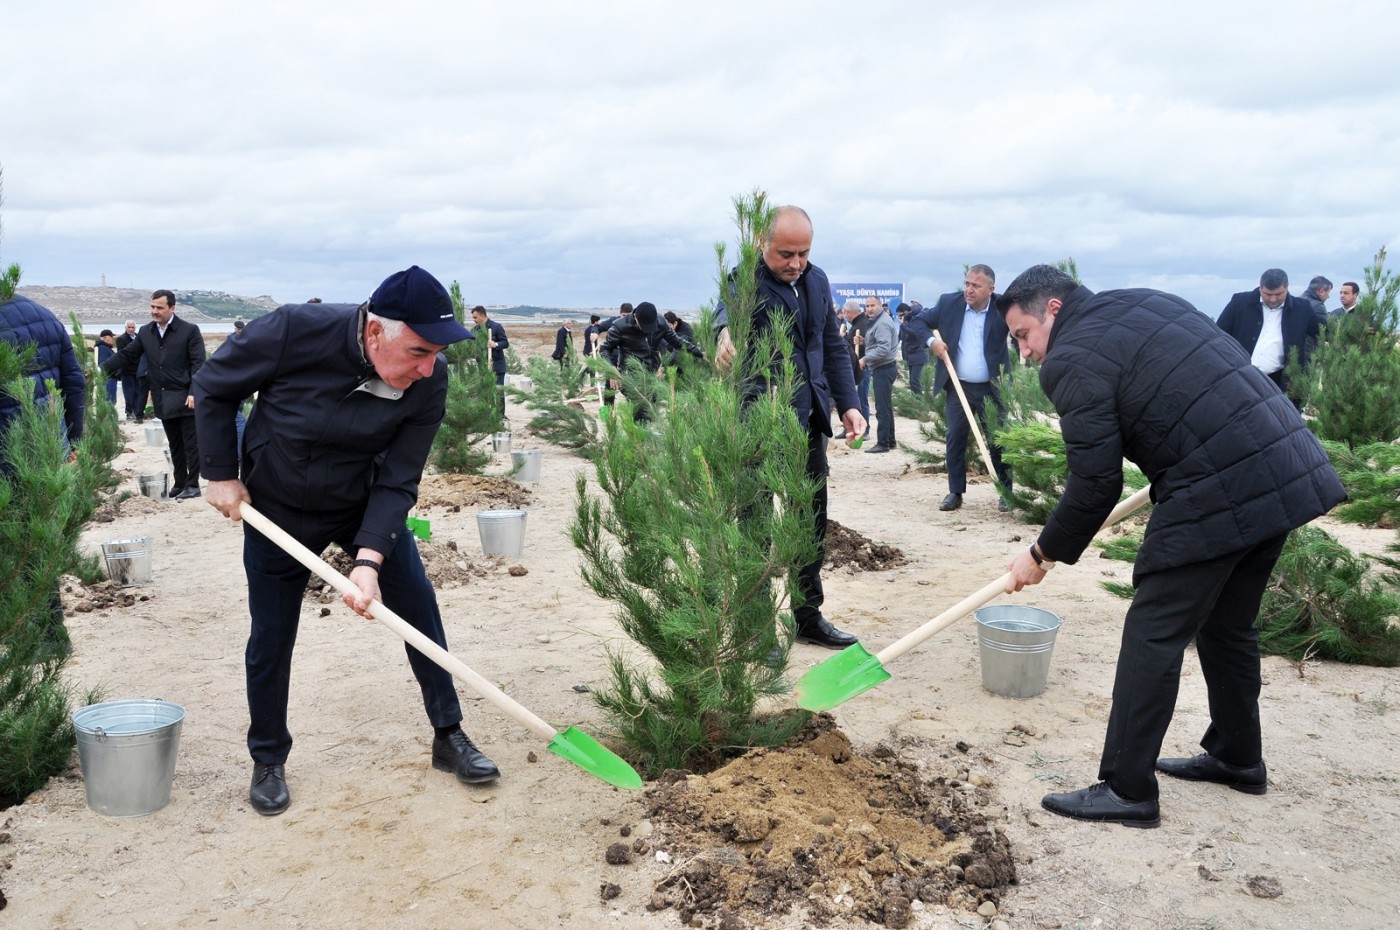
left=547, top=725, right=644, bottom=790
left=794, top=642, right=892, bottom=711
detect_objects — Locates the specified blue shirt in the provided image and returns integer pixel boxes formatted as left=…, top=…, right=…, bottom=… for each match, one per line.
left=957, top=305, right=991, bottom=383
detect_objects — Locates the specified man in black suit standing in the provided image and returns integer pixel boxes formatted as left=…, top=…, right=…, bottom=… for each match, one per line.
left=1216, top=268, right=1320, bottom=401
left=551, top=319, right=574, bottom=371
left=104, top=289, right=206, bottom=499
left=470, top=306, right=510, bottom=415
left=911, top=265, right=1014, bottom=512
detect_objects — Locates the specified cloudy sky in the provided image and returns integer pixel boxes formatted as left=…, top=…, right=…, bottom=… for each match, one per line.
left=3, top=1, right=1396, bottom=315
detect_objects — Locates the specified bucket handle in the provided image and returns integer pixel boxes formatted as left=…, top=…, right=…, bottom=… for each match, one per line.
left=93, top=726, right=108, bottom=743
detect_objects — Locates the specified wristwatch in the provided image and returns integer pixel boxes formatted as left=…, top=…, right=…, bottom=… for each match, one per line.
left=1029, top=543, right=1056, bottom=568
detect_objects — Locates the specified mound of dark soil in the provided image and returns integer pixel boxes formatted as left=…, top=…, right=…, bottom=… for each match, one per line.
left=61, top=578, right=148, bottom=613
left=634, top=716, right=1015, bottom=928
left=304, top=539, right=501, bottom=602
left=825, top=521, right=909, bottom=572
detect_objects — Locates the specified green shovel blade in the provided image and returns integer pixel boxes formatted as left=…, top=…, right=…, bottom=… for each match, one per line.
left=547, top=725, right=644, bottom=790
left=794, top=642, right=892, bottom=711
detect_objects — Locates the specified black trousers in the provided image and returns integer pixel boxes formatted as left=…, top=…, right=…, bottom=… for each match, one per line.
left=1100, top=532, right=1289, bottom=800
left=163, top=414, right=200, bottom=490
left=944, top=380, right=1010, bottom=493
left=907, top=361, right=925, bottom=397
left=242, top=504, right=464, bottom=764
left=870, top=363, right=897, bottom=448
left=122, top=373, right=148, bottom=421
left=792, top=423, right=830, bottom=628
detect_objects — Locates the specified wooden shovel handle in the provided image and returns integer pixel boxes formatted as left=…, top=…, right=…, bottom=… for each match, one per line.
left=935, top=329, right=999, bottom=483
left=238, top=502, right=558, bottom=743
left=876, top=484, right=1153, bottom=666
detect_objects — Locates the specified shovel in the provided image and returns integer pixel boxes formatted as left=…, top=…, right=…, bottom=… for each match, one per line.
left=795, top=485, right=1153, bottom=711
left=237, top=502, right=643, bottom=790
left=934, top=329, right=999, bottom=487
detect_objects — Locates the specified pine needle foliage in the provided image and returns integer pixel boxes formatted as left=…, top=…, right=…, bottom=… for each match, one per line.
left=1290, top=247, right=1400, bottom=446
left=0, top=319, right=121, bottom=807
left=1257, top=525, right=1400, bottom=666
left=512, top=355, right=600, bottom=459
left=429, top=281, right=500, bottom=475
left=572, top=190, right=816, bottom=775
left=897, top=384, right=949, bottom=469
left=1094, top=533, right=1142, bottom=562
left=1319, top=439, right=1400, bottom=526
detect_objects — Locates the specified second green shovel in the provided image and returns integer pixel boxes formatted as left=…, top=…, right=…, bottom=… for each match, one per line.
left=795, top=485, right=1153, bottom=712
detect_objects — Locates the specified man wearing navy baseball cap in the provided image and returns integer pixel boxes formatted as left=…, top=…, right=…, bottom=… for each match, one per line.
left=194, top=267, right=497, bottom=817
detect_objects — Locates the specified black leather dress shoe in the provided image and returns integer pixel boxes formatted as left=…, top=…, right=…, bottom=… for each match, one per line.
left=250, top=763, right=290, bottom=816
left=939, top=493, right=963, bottom=511
left=175, top=486, right=201, bottom=501
left=168, top=485, right=185, bottom=500
left=864, top=444, right=891, bottom=454
left=794, top=616, right=858, bottom=649
left=997, top=498, right=1010, bottom=513
left=1042, top=781, right=1159, bottom=828
left=432, top=730, right=501, bottom=784
left=1156, top=753, right=1267, bottom=794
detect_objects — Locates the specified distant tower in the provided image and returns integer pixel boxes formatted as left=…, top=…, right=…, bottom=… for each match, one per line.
left=101, top=273, right=107, bottom=287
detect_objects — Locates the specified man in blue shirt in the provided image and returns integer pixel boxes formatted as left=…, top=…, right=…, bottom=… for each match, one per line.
left=918, top=265, right=1014, bottom=511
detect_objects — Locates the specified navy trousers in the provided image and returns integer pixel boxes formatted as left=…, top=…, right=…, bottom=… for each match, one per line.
left=792, top=423, right=830, bottom=628
left=1100, top=532, right=1289, bottom=801
left=242, top=504, right=463, bottom=764
left=944, top=380, right=1010, bottom=493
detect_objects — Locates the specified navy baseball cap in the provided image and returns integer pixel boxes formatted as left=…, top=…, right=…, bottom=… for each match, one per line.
left=369, top=266, right=474, bottom=345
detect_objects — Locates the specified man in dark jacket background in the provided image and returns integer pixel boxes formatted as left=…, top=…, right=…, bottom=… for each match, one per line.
left=114, top=319, right=147, bottom=422
left=103, top=290, right=205, bottom=498
left=470, top=306, right=510, bottom=415
left=1216, top=268, right=1320, bottom=400
left=715, top=205, right=865, bottom=650
left=896, top=302, right=929, bottom=396
left=194, top=266, right=498, bottom=816
left=598, top=301, right=702, bottom=421
left=551, top=319, right=574, bottom=370
left=999, top=264, right=1345, bottom=829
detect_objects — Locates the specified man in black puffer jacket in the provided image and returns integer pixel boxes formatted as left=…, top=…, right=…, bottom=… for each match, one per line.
left=598, top=301, right=701, bottom=420
left=998, top=265, right=1345, bottom=829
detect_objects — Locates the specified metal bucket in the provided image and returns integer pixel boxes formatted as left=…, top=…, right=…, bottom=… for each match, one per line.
left=138, top=473, right=168, bottom=501
left=517, top=376, right=533, bottom=392
left=974, top=605, right=1062, bottom=699
left=477, top=509, right=527, bottom=557
left=144, top=423, right=166, bottom=447
left=492, top=431, right=512, bottom=453
left=511, top=449, right=542, bottom=482
left=72, top=699, right=185, bottom=817
left=102, top=536, right=154, bottom=586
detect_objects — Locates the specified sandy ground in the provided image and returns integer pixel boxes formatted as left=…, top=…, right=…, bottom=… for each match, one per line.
left=3, top=343, right=1399, bottom=929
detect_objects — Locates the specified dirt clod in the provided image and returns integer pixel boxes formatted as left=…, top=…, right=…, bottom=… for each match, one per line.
left=883, top=895, right=913, bottom=928
left=599, top=881, right=620, bottom=901
left=508, top=565, right=528, bottom=576
left=605, top=843, right=632, bottom=865
left=1247, top=874, right=1284, bottom=898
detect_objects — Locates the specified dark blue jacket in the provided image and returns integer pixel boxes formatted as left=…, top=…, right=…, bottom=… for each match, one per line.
left=715, top=261, right=858, bottom=432
left=1036, top=286, right=1344, bottom=576
left=551, top=325, right=573, bottom=361
left=906, top=290, right=1013, bottom=394
left=0, top=294, right=86, bottom=446
left=1216, top=289, right=1320, bottom=376
left=193, top=303, right=447, bottom=556
left=600, top=315, right=701, bottom=372
left=898, top=318, right=929, bottom=365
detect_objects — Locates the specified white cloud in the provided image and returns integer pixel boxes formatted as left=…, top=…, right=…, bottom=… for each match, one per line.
left=2, top=0, right=1396, bottom=313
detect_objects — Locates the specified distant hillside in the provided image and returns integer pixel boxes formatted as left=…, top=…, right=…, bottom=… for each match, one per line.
left=14, top=285, right=280, bottom=323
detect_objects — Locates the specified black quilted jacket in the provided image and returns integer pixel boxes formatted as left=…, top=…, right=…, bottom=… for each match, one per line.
left=1036, top=286, right=1345, bottom=576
